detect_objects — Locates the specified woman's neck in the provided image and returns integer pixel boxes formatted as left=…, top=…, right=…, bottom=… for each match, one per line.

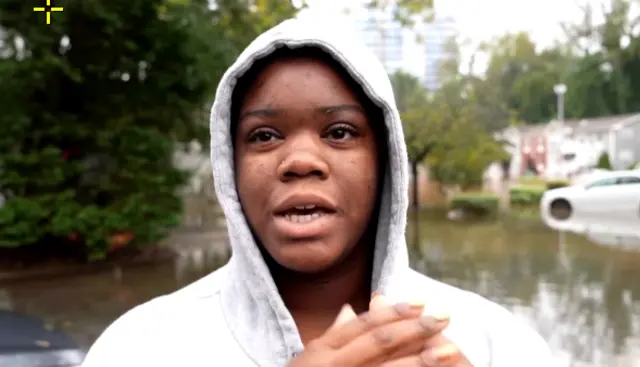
left=271, top=242, right=372, bottom=343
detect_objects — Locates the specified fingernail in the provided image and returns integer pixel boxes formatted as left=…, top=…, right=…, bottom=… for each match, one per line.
left=392, top=302, right=413, bottom=315
left=419, top=313, right=450, bottom=328
left=424, top=311, right=450, bottom=321
left=431, top=343, right=460, bottom=363
left=407, top=299, right=426, bottom=307
left=336, top=304, right=356, bottom=324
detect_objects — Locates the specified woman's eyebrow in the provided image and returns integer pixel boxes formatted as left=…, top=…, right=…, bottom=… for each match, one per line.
left=239, top=108, right=280, bottom=121
left=240, top=104, right=364, bottom=122
left=318, top=104, right=364, bottom=115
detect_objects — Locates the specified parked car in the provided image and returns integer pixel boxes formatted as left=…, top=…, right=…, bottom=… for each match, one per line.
left=0, top=311, right=85, bottom=367
left=540, top=170, right=640, bottom=237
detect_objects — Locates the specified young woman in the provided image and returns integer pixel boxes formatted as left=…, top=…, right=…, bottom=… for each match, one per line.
left=82, top=17, right=552, bottom=367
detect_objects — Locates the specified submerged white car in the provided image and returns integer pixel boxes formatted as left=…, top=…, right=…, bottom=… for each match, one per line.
left=540, top=170, right=640, bottom=237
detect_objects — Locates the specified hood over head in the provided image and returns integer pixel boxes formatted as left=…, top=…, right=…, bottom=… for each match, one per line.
left=209, top=16, right=410, bottom=365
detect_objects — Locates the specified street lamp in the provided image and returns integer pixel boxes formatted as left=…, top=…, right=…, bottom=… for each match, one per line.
left=554, top=83, right=567, bottom=179
left=553, top=83, right=568, bottom=251
left=554, top=83, right=566, bottom=122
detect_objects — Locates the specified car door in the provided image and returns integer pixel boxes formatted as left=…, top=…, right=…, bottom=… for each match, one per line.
left=581, top=177, right=619, bottom=219
left=616, top=175, right=640, bottom=222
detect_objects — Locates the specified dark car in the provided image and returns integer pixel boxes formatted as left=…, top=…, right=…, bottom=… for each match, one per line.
left=0, top=311, right=85, bottom=367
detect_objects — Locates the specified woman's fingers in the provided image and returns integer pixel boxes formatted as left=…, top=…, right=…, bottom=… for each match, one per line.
left=379, top=343, right=465, bottom=367
left=335, top=314, right=450, bottom=366
left=369, top=291, right=387, bottom=310
left=322, top=302, right=426, bottom=348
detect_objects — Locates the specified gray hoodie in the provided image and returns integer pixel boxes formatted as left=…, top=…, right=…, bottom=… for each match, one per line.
left=81, top=17, right=554, bottom=367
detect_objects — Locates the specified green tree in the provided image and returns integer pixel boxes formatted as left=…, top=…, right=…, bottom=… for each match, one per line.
left=479, top=32, right=572, bottom=126
left=367, top=0, right=434, bottom=25
left=0, top=0, right=299, bottom=260
left=426, top=84, right=509, bottom=189
left=390, top=71, right=507, bottom=207
left=389, top=71, right=445, bottom=211
left=562, top=0, right=640, bottom=118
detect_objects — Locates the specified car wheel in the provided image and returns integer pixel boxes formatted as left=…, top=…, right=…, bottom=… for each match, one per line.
left=550, top=198, right=572, bottom=220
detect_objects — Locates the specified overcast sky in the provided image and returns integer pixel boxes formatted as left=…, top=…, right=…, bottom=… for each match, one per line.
left=301, top=0, right=620, bottom=73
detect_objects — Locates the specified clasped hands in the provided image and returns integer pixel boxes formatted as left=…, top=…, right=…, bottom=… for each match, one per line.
left=288, top=292, right=473, bottom=367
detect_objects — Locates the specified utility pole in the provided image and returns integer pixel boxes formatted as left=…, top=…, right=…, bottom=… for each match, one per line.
left=554, top=83, right=567, bottom=179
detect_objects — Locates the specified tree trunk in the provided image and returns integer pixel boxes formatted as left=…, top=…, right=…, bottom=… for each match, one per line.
left=411, top=160, right=419, bottom=212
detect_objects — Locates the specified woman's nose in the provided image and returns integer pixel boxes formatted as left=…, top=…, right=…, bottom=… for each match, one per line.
left=276, top=135, right=330, bottom=181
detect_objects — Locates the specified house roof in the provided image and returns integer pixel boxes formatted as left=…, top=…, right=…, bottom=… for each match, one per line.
left=500, top=113, right=640, bottom=136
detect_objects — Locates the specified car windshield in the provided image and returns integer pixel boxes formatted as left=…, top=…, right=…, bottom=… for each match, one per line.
left=585, top=177, right=618, bottom=189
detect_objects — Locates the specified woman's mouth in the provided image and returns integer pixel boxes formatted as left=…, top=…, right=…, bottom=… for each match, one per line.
left=279, top=205, right=332, bottom=223
left=273, top=204, right=337, bottom=239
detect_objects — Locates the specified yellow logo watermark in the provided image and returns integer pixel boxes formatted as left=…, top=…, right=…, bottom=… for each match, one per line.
left=33, top=0, right=64, bottom=25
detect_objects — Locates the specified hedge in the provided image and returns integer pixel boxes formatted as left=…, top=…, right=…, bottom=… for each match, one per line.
left=509, top=186, right=546, bottom=208
left=450, top=193, right=500, bottom=218
left=546, top=180, right=571, bottom=190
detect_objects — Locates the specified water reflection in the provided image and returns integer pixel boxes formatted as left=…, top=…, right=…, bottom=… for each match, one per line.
left=1, top=220, right=639, bottom=366
left=407, top=215, right=640, bottom=367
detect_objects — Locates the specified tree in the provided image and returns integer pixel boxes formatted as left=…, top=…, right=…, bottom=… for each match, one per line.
left=476, top=32, right=573, bottom=126
left=562, top=0, right=640, bottom=118
left=389, top=71, right=445, bottom=211
left=0, top=0, right=300, bottom=260
left=366, top=0, right=434, bottom=26
left=390, top=71, right=507, bottom=208
left=426, top=85, right=509, bottom=190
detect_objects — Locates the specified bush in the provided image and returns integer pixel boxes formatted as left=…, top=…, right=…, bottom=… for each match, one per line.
left=518, top=176, right=546, bottom=187
left=597, top=152, right=612, bottom=170
left=509, top=186, right=546, bottom=208
left=546, top=180, right=571, bottom=190
left=450, top=193, right=500, bottom=218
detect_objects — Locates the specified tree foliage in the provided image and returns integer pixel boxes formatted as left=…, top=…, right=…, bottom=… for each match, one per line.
left=390, top=71, right=508, bottom=195
left=461, top=0, right=640, bottom=129
left=0, top=0, right=299, bottom=259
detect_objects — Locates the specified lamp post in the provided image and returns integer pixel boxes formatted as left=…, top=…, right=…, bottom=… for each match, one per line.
left=554, top=83, right=567, bottom=179
left=553, top=84, right=568, bottom=251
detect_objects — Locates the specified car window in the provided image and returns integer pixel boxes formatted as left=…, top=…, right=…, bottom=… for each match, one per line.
left=586, top=177, right=618, bottom=189
left=618, top=176, right=640, bottom=185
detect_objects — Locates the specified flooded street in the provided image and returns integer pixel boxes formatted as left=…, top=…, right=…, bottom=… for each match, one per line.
left=1, top=218, right=639, bottom=367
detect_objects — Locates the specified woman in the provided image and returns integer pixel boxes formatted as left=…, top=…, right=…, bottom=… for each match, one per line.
left=82, top=17, right=552, bottom=367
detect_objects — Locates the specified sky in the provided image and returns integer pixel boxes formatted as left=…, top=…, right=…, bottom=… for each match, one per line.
left=301, top=0, right=613, bottom=73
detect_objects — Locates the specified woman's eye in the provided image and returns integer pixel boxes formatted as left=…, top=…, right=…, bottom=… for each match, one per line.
left=248, top=129, right=279, bottom=143
left=327, top=126, right=356, bottom=140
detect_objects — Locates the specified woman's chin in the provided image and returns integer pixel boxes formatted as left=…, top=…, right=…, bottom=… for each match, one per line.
left=270, top=242, right=342, bottom=274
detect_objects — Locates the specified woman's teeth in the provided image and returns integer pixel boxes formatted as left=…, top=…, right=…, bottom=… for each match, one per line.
left=295, top=205, right=316, bottom=210
left=285, top=211, right=324, bottom=223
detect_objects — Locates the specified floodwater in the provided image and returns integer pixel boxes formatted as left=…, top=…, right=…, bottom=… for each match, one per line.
left=1, top=218, right=639, bottom=367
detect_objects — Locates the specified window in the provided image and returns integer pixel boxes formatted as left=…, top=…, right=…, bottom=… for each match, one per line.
left=586, top=177, right=617, bottom=189
left=618, top=176, right=640, bottom=185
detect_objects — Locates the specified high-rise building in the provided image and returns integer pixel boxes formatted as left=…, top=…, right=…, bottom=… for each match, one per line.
left=348, top=3, right=457, bottom=90
left=349, top=3, right=425, bottom=78
left=422, top=15, right=457, bottom=91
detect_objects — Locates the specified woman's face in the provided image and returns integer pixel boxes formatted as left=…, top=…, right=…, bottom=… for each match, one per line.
left=234, top=56, right=380, bottom=273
